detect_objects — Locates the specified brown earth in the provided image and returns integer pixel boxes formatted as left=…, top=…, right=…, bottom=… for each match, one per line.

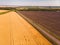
left=19, top=11, right=60, bottom=37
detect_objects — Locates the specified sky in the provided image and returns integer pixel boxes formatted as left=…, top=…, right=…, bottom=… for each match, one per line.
left=0, top=0, right=60, bottom=6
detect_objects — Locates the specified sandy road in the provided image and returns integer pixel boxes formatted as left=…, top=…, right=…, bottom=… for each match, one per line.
left=0, top=10, right=52, bottom=45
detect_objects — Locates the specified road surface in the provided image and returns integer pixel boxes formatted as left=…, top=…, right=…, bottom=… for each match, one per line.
left=0, top=10, right=52, bottom=45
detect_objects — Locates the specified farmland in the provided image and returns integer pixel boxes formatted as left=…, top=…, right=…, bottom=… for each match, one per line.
left=18, top=11, right=60, bottom=39
left=0, top=6, right=60, bottom=45
left=0, top=10, right=52, bottom=45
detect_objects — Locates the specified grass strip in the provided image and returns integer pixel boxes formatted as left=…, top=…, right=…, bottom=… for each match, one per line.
left=0, top=10, right=11, bottom=15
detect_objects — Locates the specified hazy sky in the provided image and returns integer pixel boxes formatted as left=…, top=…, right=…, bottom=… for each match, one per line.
left=0, top=0, right=60, bottom=6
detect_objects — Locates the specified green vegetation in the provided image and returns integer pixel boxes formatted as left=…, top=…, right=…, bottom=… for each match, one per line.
left=0, top=7, right=16, bottom=15
left=0, top=7, right=16, bottom=10
left=0, top=10, right=11, bottom=15
left=0, top=6, right=60, bottom=11
left=16, top=7, right=60, bottom=11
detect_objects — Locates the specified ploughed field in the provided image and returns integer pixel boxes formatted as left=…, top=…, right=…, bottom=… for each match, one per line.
left=19, top=11, right=60, bottom=37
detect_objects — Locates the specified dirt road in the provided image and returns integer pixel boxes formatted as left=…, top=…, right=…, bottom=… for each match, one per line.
left=0, top=10, right=52, bottom=45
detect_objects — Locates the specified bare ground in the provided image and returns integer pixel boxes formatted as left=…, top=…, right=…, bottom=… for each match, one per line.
left=19, top=11, right=60, bottom=37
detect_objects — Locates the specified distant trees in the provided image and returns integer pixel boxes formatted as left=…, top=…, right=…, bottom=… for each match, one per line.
left=0, top=7, right=16, bottom=10
left=0, top=7, right=60, bottom=11
left=16, top=7, right=60, bottom=11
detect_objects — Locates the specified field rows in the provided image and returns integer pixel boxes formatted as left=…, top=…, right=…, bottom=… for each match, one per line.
left=19, top=11, right=60, bottom=37
left=0, top=10, right=51, bottom=45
